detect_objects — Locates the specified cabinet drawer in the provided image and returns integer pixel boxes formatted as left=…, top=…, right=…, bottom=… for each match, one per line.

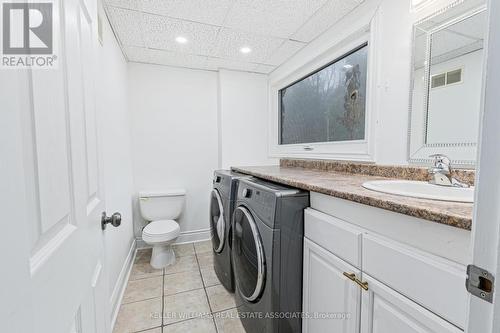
left=305, top=208, right=363, bottom=268
left=363, top=233, right=467, bottom=329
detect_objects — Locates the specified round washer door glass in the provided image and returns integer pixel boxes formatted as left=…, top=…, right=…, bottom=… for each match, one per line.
left=210, top=189, right=225, bottom=253
left=232, top=206, right=265, bottom=302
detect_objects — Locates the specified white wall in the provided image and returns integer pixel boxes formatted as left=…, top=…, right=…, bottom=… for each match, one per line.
left=371, top=0, right=414, bottom=164
left=426, top=50, right=483, bottom=144
left=105, top=0, right=468, bottom=252
left=128, top=64, right=219, bottom=241
left=269, top=0, right=466, bottom=165
left=218, top=70, right=277, bottom=168
left=127, top=67, right=276, bottom=242
left=97, top=4, right=135, bottom=321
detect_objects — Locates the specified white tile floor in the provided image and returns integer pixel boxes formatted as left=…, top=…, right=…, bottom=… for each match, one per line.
left=113, top=240, right=246, bottom=333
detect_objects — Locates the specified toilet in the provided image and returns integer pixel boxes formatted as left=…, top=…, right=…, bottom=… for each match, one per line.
left=138, top=189, right=186, bottom=269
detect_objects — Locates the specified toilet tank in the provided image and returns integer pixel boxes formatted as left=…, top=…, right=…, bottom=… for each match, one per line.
left=139, top=189, right=186, bottom=221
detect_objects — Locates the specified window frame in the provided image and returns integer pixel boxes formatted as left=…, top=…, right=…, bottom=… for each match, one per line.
left=268, top=22, right=379, bottom=162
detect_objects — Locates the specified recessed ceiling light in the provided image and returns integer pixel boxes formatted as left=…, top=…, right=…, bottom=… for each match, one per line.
left=175, top=36, right=188, bottom=44
left=240, top=46, right=252, bottom=54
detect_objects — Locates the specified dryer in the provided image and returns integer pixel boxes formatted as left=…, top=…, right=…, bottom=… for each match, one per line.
left=232, top=178, right=309, bottom=333
left=210, top=170, right=252, bottom=292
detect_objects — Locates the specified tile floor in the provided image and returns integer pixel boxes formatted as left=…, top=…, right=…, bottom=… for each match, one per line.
left=113, top=240, right=246, bottom=333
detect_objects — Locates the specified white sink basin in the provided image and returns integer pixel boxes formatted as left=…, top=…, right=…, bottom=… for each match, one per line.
left=362, top=180, right=474, bottom=203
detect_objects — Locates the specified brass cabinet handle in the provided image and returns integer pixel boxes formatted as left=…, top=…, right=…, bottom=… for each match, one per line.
left=343, top=272, right=356, bottom=281
left=343, top=272, right=368, bottom=290
left=354, top=278, right=369, bottom=291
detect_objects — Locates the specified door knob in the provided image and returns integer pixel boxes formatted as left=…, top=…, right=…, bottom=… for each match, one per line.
left=101, top=212, right=121, bottom=230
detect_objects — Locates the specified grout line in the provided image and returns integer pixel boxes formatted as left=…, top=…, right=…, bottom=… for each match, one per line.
left=161, top=267, right=165, bottom=328
left=164, top=285, right=206, bottom=295
left=162, top=243, right=212, bottom=329
left=164, top=269, right=198, bottom=276
left=164, top=286, right=205, bottom=298
left=121, top=295, right=163, bottom=306
left=129, top=242, right=221, bottom=331
left=194, top=246, right=219, bottom=332
left=210, top=306, right=237, bottom=315
left=161, top=316, right=207, bottom=329
left=126, top=274, right=162, bottom=282
left=128, top=272, right=164, bottom=282
left=132, top=325, right=162, bottom=333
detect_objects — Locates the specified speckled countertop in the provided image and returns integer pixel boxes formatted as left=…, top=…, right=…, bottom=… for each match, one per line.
left=232, top=164, right=473, bottom=231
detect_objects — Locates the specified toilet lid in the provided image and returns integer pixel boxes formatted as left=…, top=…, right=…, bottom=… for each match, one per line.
left=143, top=220, right=180, bottom=239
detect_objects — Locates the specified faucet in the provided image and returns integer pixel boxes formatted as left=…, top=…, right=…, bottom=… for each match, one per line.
left=428, top=154, right=469, bottom=188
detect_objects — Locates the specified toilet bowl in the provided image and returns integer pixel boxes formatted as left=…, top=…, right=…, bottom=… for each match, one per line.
left=142, top=220, right=180, bottom=268
left=139, top=190, right=186, bottom=269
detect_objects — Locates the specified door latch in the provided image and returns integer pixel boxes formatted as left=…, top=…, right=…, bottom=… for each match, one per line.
left=466, top=264, right=494, bottom=303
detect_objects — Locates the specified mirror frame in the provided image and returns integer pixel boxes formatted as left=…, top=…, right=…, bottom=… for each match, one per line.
left=407, top=0, right=486, bottom=168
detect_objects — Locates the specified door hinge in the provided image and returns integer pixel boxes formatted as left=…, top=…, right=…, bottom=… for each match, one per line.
left=466, top=264, right=494, bottom=303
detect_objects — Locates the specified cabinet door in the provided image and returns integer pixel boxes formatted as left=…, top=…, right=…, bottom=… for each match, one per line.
left=360, top=274, right=463, bottom=333
left=303, top=238, right=361, bottom=333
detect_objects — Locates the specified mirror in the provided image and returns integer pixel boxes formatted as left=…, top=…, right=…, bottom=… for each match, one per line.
left=408, top=1, right=487, bottom=167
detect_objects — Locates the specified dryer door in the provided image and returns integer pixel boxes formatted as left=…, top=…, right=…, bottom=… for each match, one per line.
left=210, top=189, right=225, bottom=253
left=232, top=206, right=265, bottom=302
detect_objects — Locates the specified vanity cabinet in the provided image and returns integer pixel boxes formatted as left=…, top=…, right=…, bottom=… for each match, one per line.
left=360, top=274, right=462, bottom=333
left=303, top=238, right=361, bottom=333
left=303, top=207, right=466, bottom=333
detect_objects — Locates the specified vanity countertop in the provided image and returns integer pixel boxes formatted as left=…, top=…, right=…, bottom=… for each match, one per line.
left=232, top=164, right=473, bottom=230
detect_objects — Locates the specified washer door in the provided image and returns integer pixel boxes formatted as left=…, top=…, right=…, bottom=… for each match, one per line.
left=232, top=206, right=265, bottom=302
left=210, top=189, right=225, bottom=253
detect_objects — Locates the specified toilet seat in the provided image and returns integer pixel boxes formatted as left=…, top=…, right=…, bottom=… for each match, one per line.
left=142, top=220, right=180, bottom=243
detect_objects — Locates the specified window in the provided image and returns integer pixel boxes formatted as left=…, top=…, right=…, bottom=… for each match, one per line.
left=446, top=69, right=462, bottom=84
left=279, top=44, right=368, bottom=145
left=431, top=68, right=463, bottom=88
left=431, top=73, right=446, bottom=88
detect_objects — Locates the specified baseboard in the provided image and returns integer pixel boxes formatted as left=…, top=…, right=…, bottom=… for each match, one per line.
left=110, top=239, right=136, bottom=330
left=135, top=228, right=212, bottom=249
left=176, top=228, right=211, bottom=244
left=135, top=237, right=149, bottom=249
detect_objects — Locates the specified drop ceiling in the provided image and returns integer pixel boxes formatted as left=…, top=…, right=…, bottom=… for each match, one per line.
left=104, top=0, right=365, bottom=74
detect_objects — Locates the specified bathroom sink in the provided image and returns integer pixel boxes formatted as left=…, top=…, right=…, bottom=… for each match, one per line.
left=362, top=180, right=474, bottom=203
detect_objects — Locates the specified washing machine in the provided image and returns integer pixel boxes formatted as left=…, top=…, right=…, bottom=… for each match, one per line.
left=232, top=178, right=309, bottom=333
left=210, top=170, right=252, bottom=292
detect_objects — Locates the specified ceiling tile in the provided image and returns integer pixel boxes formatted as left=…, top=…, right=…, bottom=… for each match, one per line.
left=254, top=64, right=276, bottom=74
left=125, top=46, right=208, bottom=69
left=104, top=0, right=140, bottom=10
left=106, top=0, right=368, bottom=71
left=213, top=28, right=284, bottom=63
left=141, top=13, right=219, bottom=56
left=140, top=0, right=233, bottom=26
left=292, top=0, right=363, bottom=42
left=205, top=57, right=259, bottom=72
left=106, top=6, right=145, bottom=47
left=265, top=39, right=306, bottom=65
left=223, top=0, right=328, bottom=39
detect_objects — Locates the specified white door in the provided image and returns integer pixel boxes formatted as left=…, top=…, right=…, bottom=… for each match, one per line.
left=360, top=275, right=462, bottom=333
left=465, top=0, right=500, bottom=331
left=1, top=0, right=110, bottom=332
left=302, top=238, right=361, bottom=333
